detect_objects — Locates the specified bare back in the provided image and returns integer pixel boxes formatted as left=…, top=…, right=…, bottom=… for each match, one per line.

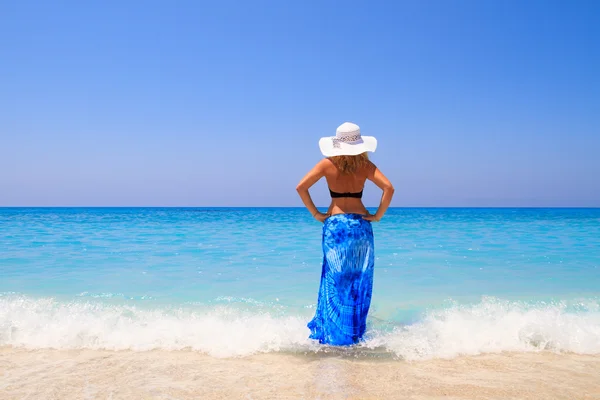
left=323, top=158, right=374, bottom=216
left=296, top=154, right=393, bottom=222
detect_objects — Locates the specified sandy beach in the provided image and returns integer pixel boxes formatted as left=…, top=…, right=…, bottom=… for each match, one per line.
left=1, top=347, right=599, bottom=399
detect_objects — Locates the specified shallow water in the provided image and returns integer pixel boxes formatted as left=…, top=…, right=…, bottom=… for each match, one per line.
left=1, top=207, right=600, bottom=359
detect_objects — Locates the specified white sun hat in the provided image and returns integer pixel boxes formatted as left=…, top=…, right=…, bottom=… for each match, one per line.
left=319, top=122, right=377, bottom=157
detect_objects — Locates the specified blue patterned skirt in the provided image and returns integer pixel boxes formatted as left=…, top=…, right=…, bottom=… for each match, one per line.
left=308, top=213, right=375, bottom=346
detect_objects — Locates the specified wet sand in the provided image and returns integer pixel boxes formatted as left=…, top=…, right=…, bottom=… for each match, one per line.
left=1, top=347, right=599, bottom=399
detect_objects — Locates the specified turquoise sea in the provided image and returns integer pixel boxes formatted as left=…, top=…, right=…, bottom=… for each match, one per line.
left=1, top=207, right=599, bottom=359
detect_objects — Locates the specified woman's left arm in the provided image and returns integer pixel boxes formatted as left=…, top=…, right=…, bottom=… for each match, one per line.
left=296, top=159, right=329, bottom=222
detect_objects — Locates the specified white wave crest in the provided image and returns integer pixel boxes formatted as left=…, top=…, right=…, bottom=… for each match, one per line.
left=367, top=297, right=600, bottom=360
left=1, top=295, right=599, bottom=359
left=0, top=296, right=313, bottom=357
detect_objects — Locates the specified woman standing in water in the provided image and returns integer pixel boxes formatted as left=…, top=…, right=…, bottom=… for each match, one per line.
left=296, top=122, right=394, bottom=345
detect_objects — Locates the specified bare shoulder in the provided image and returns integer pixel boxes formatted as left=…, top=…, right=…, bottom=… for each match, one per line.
left=365, top=160, right=377, bottom=177
left=318, top=157, right=335, bottom=171
left=320, top=157, right=334, bottom=166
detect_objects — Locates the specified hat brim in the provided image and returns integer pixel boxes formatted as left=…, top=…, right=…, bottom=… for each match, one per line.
left=318, top=136, right=377, bottom=157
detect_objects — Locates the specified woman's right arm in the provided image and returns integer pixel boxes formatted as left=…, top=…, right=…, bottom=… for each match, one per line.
left=364, top=163, right=394, bottom=222
left=296, top=159, right=330, bottom=222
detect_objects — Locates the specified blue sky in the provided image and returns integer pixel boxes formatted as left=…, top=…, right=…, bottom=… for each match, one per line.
left=1, top=0, right=599, bottom=207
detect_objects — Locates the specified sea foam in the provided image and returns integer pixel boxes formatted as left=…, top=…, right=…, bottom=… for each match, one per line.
left=1, top=295, right=599, bottom=359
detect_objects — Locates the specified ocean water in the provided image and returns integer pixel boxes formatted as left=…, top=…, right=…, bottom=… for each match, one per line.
left=1, top=207, right=600, bottom=360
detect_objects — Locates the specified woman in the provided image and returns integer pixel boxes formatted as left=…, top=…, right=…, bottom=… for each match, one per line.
left=296, top=122, right=394, bottom=346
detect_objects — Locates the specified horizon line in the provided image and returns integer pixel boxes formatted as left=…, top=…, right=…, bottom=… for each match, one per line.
left=1, top=206, right=599, bottom=209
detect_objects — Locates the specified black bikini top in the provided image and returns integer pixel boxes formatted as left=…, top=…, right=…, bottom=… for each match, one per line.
left=329, top=188, right=363, bottom=199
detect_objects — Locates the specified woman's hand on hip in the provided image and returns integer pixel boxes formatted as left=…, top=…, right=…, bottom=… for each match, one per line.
left=314, top=212, right=330, bottom=223
left=363, top=213, right=381, bottom=222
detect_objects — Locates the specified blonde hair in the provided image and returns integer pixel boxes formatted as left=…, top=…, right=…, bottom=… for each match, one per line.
left=328, top=152, right=370, bottom=175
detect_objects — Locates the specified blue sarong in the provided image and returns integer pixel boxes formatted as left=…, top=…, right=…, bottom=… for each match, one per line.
left=308, top=213, right=375, bottom=346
